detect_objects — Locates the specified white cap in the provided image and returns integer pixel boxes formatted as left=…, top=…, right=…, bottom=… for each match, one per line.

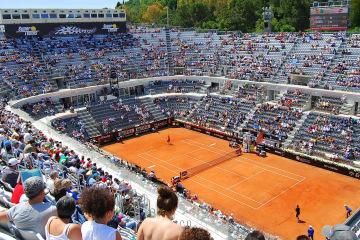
left=8, top=158, right=19, bottom=166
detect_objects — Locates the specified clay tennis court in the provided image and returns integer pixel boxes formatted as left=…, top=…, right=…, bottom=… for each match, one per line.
left=102, top=127, right=360, bottom=239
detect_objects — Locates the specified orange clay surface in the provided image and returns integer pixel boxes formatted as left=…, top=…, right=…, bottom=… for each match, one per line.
left=102, top=128, right=360, bottom=239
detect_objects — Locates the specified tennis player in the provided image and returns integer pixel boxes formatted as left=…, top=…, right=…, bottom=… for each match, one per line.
left=167, top=135, right=171, bottom=145
left=296, top=205, right=301, bottom=222
left=344, top=204, right=352, bottom=218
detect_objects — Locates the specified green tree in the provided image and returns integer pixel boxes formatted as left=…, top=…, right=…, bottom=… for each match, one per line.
left=350, top=0, right=360, bottom=28
left=270, top=0, right=311, bottom=31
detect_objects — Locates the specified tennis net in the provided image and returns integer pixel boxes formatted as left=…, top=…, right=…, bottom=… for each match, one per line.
left=180, top=149, right=241, bottom=179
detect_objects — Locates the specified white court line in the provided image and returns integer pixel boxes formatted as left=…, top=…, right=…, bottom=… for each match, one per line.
left=182, top=139, right=306, bottom=181
left=182, top=140, right=302, bottom=182
left=183, top=153, right=249, bottom=180
left=148, top=165, right=156, bottom=168
left=138, top=137, right=306, bottom=209
left=186, top=138, right=307, bottom=180
left=136, top=153, right=260, bottom=209
left=181, top=139, right=307, bottom=207
left=140, top=151, right=263, bottom=206
left=226, top=170, right=265, bottom=190
left=256, top=178, right=306, bottom=209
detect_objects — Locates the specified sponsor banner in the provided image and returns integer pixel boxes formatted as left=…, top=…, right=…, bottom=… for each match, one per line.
left=136, top=124, right=151, bottom=134
left=93, top=119, right=170, bottom=145
left=4, top=22, right=126, bottom=37
left=177, top=121, right=242, bottom=144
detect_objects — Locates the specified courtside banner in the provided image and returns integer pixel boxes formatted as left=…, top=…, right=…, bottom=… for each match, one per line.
left=94, top=119, right=170, bottom=145
left=4, top=22, right=126, bottom=37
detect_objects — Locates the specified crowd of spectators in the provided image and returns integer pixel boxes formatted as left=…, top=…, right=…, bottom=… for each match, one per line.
left=293, top=113, right=360, bottom=161
left=248, top=103, right=303, bottom=141
left=22, top=98, right=59, bottom=118
left=51, top=117, right=88, bottom=141
left=2, top=29, right=360, bottom=99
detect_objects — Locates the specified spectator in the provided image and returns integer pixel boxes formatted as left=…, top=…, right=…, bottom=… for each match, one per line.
left=308, top=225, right=314, bottom=240
left=245, top=230, right=266, bottom=240
left=1, top=158, right=19, bottom=188
left=0, top=176, right=57, bottom=238
left=45, top=196, right=82, bottom=240
left=46, top=170, right=59, bottom=195
left=137, top=185, right=183, bottom=240
left=79, top=187, right=122, bottom=240
left=322, top=224, right=357, bottom=240
left=179, top=227, right=213, bottom=240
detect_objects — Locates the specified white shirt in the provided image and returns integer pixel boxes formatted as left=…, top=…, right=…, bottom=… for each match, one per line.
left=81, top=221, right=116, bottom=240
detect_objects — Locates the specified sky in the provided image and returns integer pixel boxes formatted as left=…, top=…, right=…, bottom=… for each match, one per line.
left=0, top=0, right=125, bottom=9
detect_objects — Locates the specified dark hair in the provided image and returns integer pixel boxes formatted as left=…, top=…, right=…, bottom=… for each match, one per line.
left=157, top=185, right=178, bottom=216
left=179, top=227, right=213, bottom=240
left=79, top=187, right=115, bottom=220
left=53, top=187, right=67, bottom=201
left=245, top=230, right=265, bottom=240
left=57, top=196, right=76, bottom=219
left=296, top=235, right=310, bottom=240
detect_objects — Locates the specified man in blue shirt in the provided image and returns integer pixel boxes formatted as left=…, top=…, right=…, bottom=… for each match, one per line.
left=308, top=225, right=314, bottom=240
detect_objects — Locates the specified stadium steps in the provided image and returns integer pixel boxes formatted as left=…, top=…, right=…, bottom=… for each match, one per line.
left=165, top=28, right=174, bottom=70
left=140, top=97, right=167, bottom=120
left=237, top=104, right=260, bottom=131
left=76, top=109, right=101, bottom=138
left=283, top=111, right=310, bottom=148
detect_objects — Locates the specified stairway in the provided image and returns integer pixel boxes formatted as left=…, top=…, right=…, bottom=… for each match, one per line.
left=237, top=104, right=260, bottom=131
left=164, top=28, right=173, bottom=74
left=283, top=111, right=310, bottom=148
left=76, top=109, right=101, bottom=138
left=271, top=38, right=300, bottom=84
left=140, top=98, right=166, bottom=120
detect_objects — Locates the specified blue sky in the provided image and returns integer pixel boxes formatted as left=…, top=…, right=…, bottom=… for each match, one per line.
left=0, top=0, right=125, bottom=9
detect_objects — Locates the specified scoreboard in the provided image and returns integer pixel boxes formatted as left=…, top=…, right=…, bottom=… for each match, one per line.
left=310, top=6, right=349, bottom=31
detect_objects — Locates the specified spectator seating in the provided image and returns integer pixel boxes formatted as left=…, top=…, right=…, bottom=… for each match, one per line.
left=84, top=97, right=154, bottom=134
left=246, top=103, right=303, bottom=141
left=188, top=95, right=255, bottom=131
left=314, top=96, right=345, bottom=115
left=280, top=90, right=311, bottom=108
left=147, top=79, right=206, bottom=94
left=292, top=112, right=360, bottom=161
left=153, top=96, right=201, bottom=119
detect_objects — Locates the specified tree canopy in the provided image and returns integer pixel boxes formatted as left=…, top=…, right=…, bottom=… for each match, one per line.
left=119, top=0, right=358, bottom=32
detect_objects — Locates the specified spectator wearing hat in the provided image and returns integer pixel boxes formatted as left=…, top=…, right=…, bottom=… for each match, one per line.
left=1, top=140, right=15, bottom=163
left=308, top=226, right=314, bottom=240
left=1, top=158, right=19, bottom=188
left=45, top=196, right=82, bottom=240
left=322, top=224, right=357, bottom=240
left=0, top=176, right=57, bottom=238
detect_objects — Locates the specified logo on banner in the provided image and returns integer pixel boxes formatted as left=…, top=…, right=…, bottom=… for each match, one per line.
left=102, top=24, right=118, bottom=33
left=17, top=26, right=39, bottom=36
left=54, top=26, right=96, bottom=35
